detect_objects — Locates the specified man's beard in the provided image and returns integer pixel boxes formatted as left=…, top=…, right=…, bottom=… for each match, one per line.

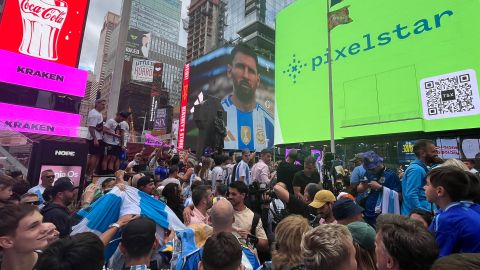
left=233, top=79, right=255, bottom=104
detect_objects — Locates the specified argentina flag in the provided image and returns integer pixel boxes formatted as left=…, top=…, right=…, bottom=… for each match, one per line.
left=71, top=186, right=186, bottom=259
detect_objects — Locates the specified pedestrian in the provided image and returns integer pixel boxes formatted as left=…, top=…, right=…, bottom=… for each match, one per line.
left=276, top=149, right=302, bottom=194
left=293, top=156, right=321, bottom=201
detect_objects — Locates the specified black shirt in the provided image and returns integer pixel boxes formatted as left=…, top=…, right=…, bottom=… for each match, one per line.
left=277, top=161, right=302, bottom=194
left=292, top=170, right=321, bottom=194
left=41, top=203, right=72, bottom=238
left=286, top=194, right=316, bottom=221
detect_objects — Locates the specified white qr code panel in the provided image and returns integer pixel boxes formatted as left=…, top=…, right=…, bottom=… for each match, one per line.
left=420, top=69, right=480, bottom=120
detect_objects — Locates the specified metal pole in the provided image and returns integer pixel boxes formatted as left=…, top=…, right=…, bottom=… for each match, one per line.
left=327, top=0, right=336, bottom=154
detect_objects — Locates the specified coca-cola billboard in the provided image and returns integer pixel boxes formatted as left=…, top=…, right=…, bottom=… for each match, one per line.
left=0, top=0, right=89, bottom=67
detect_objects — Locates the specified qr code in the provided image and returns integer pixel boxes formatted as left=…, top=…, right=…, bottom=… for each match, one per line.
left=420, top=69, right=480, bottom=120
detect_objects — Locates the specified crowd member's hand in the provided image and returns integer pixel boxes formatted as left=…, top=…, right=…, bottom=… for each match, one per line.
left=236, top=229, right=249, bottom=241
left=82, top=184, right=98, bottom=206
left=183, top=206, right=194, bottom=225
left=94, top=139, right=99, bottom=147
left=165, top=229, right=175, bottom=243
left=116, top=214, right=139, bottom=228
left=368, top=181, right=382, bottom=191
left=43, top=222, right=60, bottom=244
left=261, top=193, right=271, bottom=208
left=115, top=170, right=126, bottom=182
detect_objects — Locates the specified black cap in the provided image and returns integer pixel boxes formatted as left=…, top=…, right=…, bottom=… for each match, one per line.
left=119, top=112, right=131, bottom=118
left=51, top=177, right=78, bottom=197
left=137, top=176, right=154, bottom=188
left=121, top=217, right=156, bottom=247
left=332, top=198, right=364, bottom=220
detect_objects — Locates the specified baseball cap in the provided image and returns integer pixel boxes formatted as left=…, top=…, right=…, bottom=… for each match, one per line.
left=119, top=112, right=131, bottom=118
left=332, top=198, right=364, bottom=220
left=362, top=151, right=384, bottom=170
left=349, top=153, right=364, bottom=162
left=309, top=190, right=336, bottom=209
left=137, top=176, right=154, bottom=188
left=51, top=177, right=78, bottom=197
left=121, top=217, right=156, bottom=247
left=347, top=221, right=376, bottom=252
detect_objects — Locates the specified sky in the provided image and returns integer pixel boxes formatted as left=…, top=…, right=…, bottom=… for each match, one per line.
left=78, top=0, right=190, bottom=72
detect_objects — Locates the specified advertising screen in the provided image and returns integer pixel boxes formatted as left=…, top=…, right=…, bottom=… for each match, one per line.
left=275, top=0, right=480, bottom=145
left=126, top=28, right=150, bottom=59
left=184, top=46, right=275, bottom=152
left=39, top=165, right=82, bottom=187
left=131, top=58, right=156, bottom=83
left=0, top=0, right=90, bottom=67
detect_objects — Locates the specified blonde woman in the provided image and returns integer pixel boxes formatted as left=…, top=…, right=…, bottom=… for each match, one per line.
left=442, top=159, right=469, bottom=171
left=261, top=215, right=311, bottom=270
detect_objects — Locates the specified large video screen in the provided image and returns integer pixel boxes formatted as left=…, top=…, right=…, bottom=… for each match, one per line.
left=184, top=46, right=275, bottom=152
left=275, top=0, right=480, bottom=145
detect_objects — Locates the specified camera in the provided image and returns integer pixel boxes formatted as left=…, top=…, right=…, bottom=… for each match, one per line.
left=246, top=234, right=259, bottom=248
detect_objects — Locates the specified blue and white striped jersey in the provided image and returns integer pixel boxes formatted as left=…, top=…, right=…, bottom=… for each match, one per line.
left=222, top=95, right=274, bottom=151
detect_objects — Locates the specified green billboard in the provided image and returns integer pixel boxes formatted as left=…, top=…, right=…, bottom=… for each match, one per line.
left=275, top=0, right=480, bottom=145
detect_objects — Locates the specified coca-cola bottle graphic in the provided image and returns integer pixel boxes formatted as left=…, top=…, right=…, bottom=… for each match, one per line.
left=18, top=0, right=68, bottom=61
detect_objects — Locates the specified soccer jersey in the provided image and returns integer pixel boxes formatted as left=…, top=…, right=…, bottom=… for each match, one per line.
left=222, top=95, right=274, bottom=151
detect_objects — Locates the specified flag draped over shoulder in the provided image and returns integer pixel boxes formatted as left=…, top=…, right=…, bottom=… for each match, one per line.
left=328, top=0, right=353, bottom=31
left=71, top=186, right=186, bottom=259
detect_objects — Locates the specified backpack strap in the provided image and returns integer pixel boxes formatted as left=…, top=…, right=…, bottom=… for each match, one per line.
left=251, top=213, right=260, bottom=236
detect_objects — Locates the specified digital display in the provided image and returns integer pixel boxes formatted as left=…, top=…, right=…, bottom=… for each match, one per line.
left=275, top=0, right=480, bottom=145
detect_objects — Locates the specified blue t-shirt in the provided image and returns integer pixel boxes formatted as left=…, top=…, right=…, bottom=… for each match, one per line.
left=430, top=202, right=480, bottom=257
left=350, top=165, right=366, bottom=184
left=363, top=168, right=401, bottom=219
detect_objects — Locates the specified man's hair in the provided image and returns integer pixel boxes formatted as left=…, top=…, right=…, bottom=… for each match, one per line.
left=35, top=232, right=104, bottom=270
left=202, top=232, right=242, bottom=270
left=169, top=165, right=179, bottom=175
left=20, top=193, right=39, bottom=200
left=192, top=185, right=211, bottom=206
left=260, top=149, right=272, bottom=156
left=210, top=199, right=234, bottom=229
left=0, top=204, right=37, bottom=237
left=376, top=214, right=438, bottom=270
left=413, top=139, right=434, bottom=157
left=9, top=171, right=23, bottom=179
left=94, top=99, right=106, bottom=105
left=409, top=208, right=434, bottom=227
left=287, top=149, right=298, bottom=160
left=40, top=169, right=54, bottom=177
left=0, top=175, right=15, bottom=190
left=304, top=183, right=322, bottom=201
left=465, top=171, right=480, bottom=203
left=241, top=148, right=250, bottom=155
left=431, top=253, right=480, bottom=270
left=304, top=156, right=316, bottom=166
left=213, top=155, right=224, bottom=166
left=427, top=166, right=470, bottom=202
left=190, top=180, right=203, bottom=193
left=229, top=181, right=248, bottom=195
left=272, top=215, right=311, bottom=268
left=301, top=224, right=354, bottom=270
left=216, top=184, right=228, bottom=197
left=230, top=43, right=258, bottom=69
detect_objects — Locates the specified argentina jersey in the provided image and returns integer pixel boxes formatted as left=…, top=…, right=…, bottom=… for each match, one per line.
left=222, top=95, right=274, bottom=151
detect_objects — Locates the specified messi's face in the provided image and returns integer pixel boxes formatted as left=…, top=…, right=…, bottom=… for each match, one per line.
left=228, top=52, right=260, bottom=104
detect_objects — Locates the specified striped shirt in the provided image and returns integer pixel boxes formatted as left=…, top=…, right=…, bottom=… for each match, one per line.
left=236, top=160, right=251, bottom=185
left=222, top=95, right=274, bottom=151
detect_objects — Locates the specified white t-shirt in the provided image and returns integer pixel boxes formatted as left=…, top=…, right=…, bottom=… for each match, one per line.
left=103, top=119, right=121, bottom=145
left=86, top=109, right=103, bottom=140
left=236, top=160, right=251, bottom=185
left=161, top=177, right=181, bottom=187
left=211, top=166, right=225, bottom=188
left=119, top=121, right=129, bottom=147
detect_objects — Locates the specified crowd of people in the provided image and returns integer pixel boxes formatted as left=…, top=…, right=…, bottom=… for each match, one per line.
left=1, top=139, right=480, bottom=270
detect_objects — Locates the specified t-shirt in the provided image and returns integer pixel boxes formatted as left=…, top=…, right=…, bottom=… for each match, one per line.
left=277, top=161, right=302, bottom=193
left=161, top=177, right=181, bottom=187
left=233, top=207, right=268, bottom=241
left=103, top=118, right=121, bottom=145
left=236, top=160, right=251, bottom=185
left=119, top=121, right=129, bottom=147
left=86, top=109, right=103, bottom=140
left=364, top=168, right=401, bottom=219
left=292, top=170, right=321, bottom=194
left=210, top=166, right=225, bottom=188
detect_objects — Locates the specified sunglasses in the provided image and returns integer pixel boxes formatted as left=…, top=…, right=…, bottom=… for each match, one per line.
left=25, top=201, right=40, bottom=205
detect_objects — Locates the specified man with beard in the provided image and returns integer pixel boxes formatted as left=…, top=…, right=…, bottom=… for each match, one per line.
left=41, top=177, right=78, bottom=238
left=401, top=140, right=441, bottom=215
left=190, top=185, right=214, bottom=226
left=222, top=44, right=274, bottom=151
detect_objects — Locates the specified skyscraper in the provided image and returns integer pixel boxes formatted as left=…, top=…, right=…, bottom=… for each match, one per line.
left=186, top=0, right=226, bottom=62
left=105, top=0, right=186, bottom=134
left=224, top=0, right=296, bottom=51
left=94, top=12, right=121, bottom=85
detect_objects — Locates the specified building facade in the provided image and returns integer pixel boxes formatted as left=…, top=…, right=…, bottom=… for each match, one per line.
left=186, top=0, right=226, bottom=62
left=79, top=71, right=99, bottom=126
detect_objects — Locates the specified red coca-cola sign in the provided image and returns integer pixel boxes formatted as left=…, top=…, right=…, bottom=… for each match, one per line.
left=0, top=0, right=89, bottom=67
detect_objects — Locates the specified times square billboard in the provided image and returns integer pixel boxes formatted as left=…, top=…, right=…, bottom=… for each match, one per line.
left=275, top=0, right=480, bottom=145
left=0, top=0, right=89, bottom=137
left=181, top=46, right=275, bottom=152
